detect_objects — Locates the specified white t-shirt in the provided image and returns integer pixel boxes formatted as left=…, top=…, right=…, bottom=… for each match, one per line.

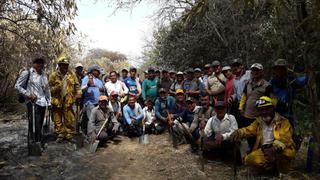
left=105, top=80, right=128, bottom=96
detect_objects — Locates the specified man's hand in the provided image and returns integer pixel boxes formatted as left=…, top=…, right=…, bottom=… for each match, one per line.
left=28, top=95, right=37, bottom=103
left=199, top=120, right=206, bottom=130
left=214, top=133, right=223, bottom=147
left=230, top=130, right=240, bottom=143
left=262, top=147, right=276, bottom=162
left=227, top=97, right=233, bottom=105
left=90, top=133, right=97, bottom=143
left=131, top=119, right=136, bottom=126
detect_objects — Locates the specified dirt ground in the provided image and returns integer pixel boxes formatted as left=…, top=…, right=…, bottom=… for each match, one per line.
left=0, top=113, right=319, bottom=180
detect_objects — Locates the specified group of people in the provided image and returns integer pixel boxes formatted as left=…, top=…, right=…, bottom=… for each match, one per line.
left=15, top=56, right=307, bottom=174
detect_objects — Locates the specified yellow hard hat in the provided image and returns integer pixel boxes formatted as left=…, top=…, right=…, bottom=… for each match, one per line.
left=57, top=56, right=70, bottom=64
left=256, top=96, right=273, bottom=108
left=175, top=89, right=184, bottom=95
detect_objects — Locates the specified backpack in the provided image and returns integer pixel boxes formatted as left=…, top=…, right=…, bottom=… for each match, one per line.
left=15, top=69, right=30, bottom=103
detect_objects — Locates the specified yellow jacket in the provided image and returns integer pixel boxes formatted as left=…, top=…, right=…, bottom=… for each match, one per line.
left=49, top=70, right=81, bottom=108
left=238, top=113, right=296, bottom=158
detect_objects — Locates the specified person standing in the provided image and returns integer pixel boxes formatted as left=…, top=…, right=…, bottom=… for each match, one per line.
left=75, top=63, right=85, bottom=85
left=206, top=60, right=226, bottom=102
left=49, top=56, right=82, bottom=142
left=157, top=69, right=173, bottom=93
left=169, top=71, right=184, bottom=95
left=81, top=64, right=105, bottom=134
left=142, top=68, right=159, bottom=103
left=15, top=58, right=51, bottom=146
left=221, top=66, right=235, bottom=108
left=105, top=71, right=128, bottom=97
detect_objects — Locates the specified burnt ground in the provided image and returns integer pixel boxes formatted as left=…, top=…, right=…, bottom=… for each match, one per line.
left=0, top=113, right=319, bottom=180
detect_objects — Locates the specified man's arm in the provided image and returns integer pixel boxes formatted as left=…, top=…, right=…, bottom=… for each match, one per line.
left=136, top=104, right=145, bottom=123
left=142, top=80, right=147, bottom=100
left=121, top=81, right=129, bottom=95
left=204, top=117, right=213, bottom=137
left=123, top=106, right=132, bottom=125
left=15, top=70, right=29, bottom=97
left=88, top=108, right=97, bottom=135
left=221, top=115, right=238, bottom=141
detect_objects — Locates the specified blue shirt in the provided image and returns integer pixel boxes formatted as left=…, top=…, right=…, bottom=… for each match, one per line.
left=123, top=103, right=144, bottom=125
left=155, top=96, right=176, bottom=120
left=125, top=77, right=139, bottom=95
left=81, top=75, right=104, bottom=105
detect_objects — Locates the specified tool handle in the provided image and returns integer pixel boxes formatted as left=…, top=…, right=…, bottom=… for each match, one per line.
left=96, top=116, right=110, bottom=138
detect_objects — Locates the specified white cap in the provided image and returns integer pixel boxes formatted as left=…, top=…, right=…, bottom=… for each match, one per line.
left=222, top=66, right=231, bottom=71
left=250, top=63, right=263, bottom=70
left=75, top=63, right=83, bottom=68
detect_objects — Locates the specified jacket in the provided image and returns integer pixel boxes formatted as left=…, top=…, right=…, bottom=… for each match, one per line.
left=238, top=113, right=296, bottom=158
left=49, top=70, right=81, bottom=108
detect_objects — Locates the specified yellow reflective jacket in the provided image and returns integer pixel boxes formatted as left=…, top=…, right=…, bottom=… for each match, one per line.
left=238, top=113, right=296, bottom=158
left=49, top=70, right=81, bottom=108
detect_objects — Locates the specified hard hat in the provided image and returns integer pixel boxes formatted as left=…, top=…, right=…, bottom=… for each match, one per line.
left=256, top=96, right=273, bottom=108
left=175, top=89, right=184, bottom=94
left=57, top=56, right=70, bottom=64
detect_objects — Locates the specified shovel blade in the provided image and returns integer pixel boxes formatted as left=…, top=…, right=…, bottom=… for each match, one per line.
left=139, top=134, right=149, bottom=145
left=74, top=134, right=85, bottom=148
left=28, top=142, right=42, bottom=156
left=89, top=140, right=100, bottom=153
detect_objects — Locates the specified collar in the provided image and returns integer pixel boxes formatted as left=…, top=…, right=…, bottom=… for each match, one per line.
left=215, top=113, right=229, bottom=121
left=30, top=67, right=43, bottom=75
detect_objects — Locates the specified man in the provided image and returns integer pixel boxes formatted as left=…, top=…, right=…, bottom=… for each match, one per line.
left=88, top=95, right=120, bottom=146
left=173, top=89, right=187, bottom=114
left=172, top=97, right=201, bottom=150
left=124, top=67, right=142, bottom=97
left=105, top=71, right=128, bottom=97
left=206, top=60, right=226, bottom=102
left=231, top=96, right=296, bottom=173
left=15, top=58, right=51, bottom=146
left=154, top=88, right=176, bottom=133
left=155, top=69, right=161, bottom=79
left=119, top=68, right=129, bottom=82
left=202, top=63, right=212, bottom=88
left=183, top=68, right=201, bottom=99
left=169, top=70, right=176, bottom=81
left=108, top=91, right=122, bottom=123
left=239, top=63, right=272, bottom=127
left=142, top=68, right=158, bottom=103
left=157, top=69, right=173, bottom=93
left=169, top=71, right=184, bottom=95
left=190, top=93, right=216, bottom=138
left=143, top=99, right=157, bottom=134
left=143, top=70, right=149, bottom=80
left=221, top=66, right=235, bottom=107
left=270, top=59, right=307, bottom=125
left=81, top=64, right=105, bottom=134
left=75, top=63, right=85, bottom=85
left=49, top=56, right=82, bottom=142
left=229, top=58, right=251, bottom=105
left=123, top=96, right=145, bottom=137
left=203, top=101, right=238, bottom=153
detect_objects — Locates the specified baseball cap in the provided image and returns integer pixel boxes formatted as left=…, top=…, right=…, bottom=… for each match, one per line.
left=175, top=89, right=184, bottom=94
left=221, top=66, right=231, bottom=72
left=214, top=101, right=226, bottom=108
left=162, top=69, right=168, bottom=73
left=212, top=60, right=221, bottom=66
left=186, top=97, right=195, bottom=103
left=273, top=59, right=288, bottom=67
left=99, top=95, right=108, bottom=101
left=250, top=63, right=263, bottom=70
left=148, top=68, right=155, bottom=73
left=204, top=64, right=211, bottom=68
left=231, top=58, right=243, bottom=66
left=75, top=63, right=83, bottom=68
left=176, top=71, right=184, bottom=75
left=194, top=68, right=201, bottom=72
left=129, top=67, right=137, bottom=71
left=122, top=68, right=128, bottom=72
left=159, top=88, right=166, bottom=93
left=169, top=70, right=176, bottom=74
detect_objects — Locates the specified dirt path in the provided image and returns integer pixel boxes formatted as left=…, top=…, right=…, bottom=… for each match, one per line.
left=0, top=114, right=318, bottom=180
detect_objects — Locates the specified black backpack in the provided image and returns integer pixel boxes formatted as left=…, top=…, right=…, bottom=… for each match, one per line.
left=15, top=69, right=30, bottom=103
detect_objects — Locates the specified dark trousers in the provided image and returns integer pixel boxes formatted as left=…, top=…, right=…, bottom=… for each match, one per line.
left=124, top=123, right=142, bottom=138
left=27, top=103, right=46, bottom=142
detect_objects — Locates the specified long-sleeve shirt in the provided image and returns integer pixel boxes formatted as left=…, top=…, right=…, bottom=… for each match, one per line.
left=81, top=75, right=104, bottom=105
left=204, top=114, right=238, bottom=141
left=15, top=68, right=51, bottom=107
left=123, top=103, right=144, bottom=125
left=88, top=106, right=119, bottom=135
left=124, top=76, right=141, bottom=95
left=105, top=80, right=128, bottom=96
left=231, top=70, right=251, bottom=101
left=174, top=106, right=201, bottom=127
left=155, top=96, right=176, bottom=120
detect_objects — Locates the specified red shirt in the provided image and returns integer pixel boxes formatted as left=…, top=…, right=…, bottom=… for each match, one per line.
left=224, top=76, right=235, bottom=104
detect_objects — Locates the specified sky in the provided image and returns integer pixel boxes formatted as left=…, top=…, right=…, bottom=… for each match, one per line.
left=74, top=0, right=156, bottom=60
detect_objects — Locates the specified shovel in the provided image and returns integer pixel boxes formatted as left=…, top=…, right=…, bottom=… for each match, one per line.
left=28, top=103, right=42, bottom=156
left=139, top=120, right=149, bottom=145
left=89, top=116, right=110, bottom=153
left=74, top=105, right=85, bottom=148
